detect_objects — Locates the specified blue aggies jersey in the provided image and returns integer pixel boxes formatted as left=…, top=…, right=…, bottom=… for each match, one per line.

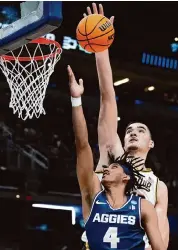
left=85, top=191, right=145, bottom=250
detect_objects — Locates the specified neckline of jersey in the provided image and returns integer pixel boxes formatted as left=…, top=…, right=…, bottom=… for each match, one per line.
left=103, top=192, right=133, bottom=211
left=141, top=168, right=152, bottom=173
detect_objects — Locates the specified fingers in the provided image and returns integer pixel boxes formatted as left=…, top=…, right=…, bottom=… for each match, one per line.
left=79, top=78, right=83, bottom=87
left=92, top=3, right=98, bottom=14
left=99, top=3, right=104, bottom=15
left=110, top=16, right=114, bottom=25
left=67, top=65, right=76, bottom=83
left=87, top=6, right=92, bottom=15
left=85, top=3, right=104, bottom=17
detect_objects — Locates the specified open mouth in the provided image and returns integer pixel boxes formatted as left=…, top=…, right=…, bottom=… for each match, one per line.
left=103, top=171, right=110, bottom=178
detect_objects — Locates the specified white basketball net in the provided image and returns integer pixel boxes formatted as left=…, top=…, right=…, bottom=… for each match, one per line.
left=0, top=39, right=62, bottom=120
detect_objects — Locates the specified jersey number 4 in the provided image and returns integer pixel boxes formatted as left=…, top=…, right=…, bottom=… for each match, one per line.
left=103, top=227, right=120, bottom=248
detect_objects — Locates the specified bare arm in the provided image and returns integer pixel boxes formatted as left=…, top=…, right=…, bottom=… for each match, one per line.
left=68, top=66, right=101, bottom=220
left=155, top=181, right=169, bottom=248
left=72, top=105, right=100, bottom=196
left=96, top=49, right=121, bottom=142
left=141, top=199, right=166, bottom=250
left=84, top=4, right=124, bottom=173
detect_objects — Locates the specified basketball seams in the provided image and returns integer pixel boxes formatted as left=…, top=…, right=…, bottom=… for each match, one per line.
left=86, top=43, right=112, bottom=47
left=77, top=15, right=107, bottom=37
left=76, top=15, right=115, bottom=53
left=77, top=28, right=114, bottom=42
left=77, top=28, right=87, bottom=37
left=86, top=16, right=106, bottom=36
left=84, top=44, right=94, bottom=51
left=85, top=16, right=96, bottom=53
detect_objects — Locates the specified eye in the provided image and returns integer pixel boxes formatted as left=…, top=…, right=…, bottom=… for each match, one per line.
left=112, top=165, right=118, bottom=169
left=126, top=130, right=132, bottom=134
left=139, top=129, right=145, bottom=133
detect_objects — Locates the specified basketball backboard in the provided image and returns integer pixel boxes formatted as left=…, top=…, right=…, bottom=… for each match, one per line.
left=0, top=1, right=62, bottom=55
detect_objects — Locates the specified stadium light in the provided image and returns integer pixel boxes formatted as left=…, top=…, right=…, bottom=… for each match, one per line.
left=32, top=204, right=76, bottom=225
left=174, top=37, right=178, bottom=42
left=144, top=86, right=155, bottom=92
left=117, top=117, right=121, bottom=121
left=114, top=78, right=129, bottom=86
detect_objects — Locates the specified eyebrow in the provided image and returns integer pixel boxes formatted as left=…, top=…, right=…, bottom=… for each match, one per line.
left=102, top=163, right=120, bottom=169
left=126, top=126, right=147, bottom=132
left=137, top=126, right=147, bottom=131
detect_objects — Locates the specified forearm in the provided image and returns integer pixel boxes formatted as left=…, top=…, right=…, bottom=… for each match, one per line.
left=156, top=213, right=169, bottom=248
left=96, top=50, right=119, bottom=138
left=95, top=50, right=115, bottom=98
left=72, top=104, right=89, bottom=148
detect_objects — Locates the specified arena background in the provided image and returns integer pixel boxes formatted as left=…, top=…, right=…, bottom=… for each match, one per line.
left=0, top=1, right=178, bottom=250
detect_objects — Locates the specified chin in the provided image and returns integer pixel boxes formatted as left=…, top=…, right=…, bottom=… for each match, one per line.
left=101, top=176, right=111, bottom=185
left=127, top=144, right=139, bottom=151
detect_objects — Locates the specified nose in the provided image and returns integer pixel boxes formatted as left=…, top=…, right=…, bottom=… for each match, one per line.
left=130, top=131, right=137, bottom=137
left=103, top=169, right=110, bottom=175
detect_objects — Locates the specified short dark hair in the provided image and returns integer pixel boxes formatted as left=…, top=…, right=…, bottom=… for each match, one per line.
left=125, top=121, right=152, bottom=139
left=104, top=152, right=145, bottom=194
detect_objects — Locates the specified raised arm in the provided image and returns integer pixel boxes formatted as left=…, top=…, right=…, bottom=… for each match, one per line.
left=155, top=181, right=169, bottom=248
left=141, top=199, right=167, bottom=250
left=84, top=4, right=124, bottom=172
left=68, top=65, right=101, bottom=220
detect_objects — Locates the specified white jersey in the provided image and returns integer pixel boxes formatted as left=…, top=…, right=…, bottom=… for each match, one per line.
left=134, top=168, right=159, bottom=206
left=133, top=168, right=159, bottom=248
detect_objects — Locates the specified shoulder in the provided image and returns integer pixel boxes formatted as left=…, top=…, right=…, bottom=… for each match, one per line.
left=157, top=180, right=168, bottom=198
left=158, top=180, right=168, bottom=190
left=141, top=198, right=154, bottom=209
left=141, top=199, right=155, bottom=219
left=156, top=180, right=168, bottom=210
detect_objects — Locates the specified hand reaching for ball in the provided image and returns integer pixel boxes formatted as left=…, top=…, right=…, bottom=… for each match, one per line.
left=76, top=3, right=115, bottom=53
left=83, top=3, right=114, bottom=25
left=67, top=65, right=84, bottom=98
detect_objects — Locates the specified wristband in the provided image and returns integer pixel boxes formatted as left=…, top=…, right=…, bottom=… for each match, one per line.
left=71, top=96, right=82, bottom=107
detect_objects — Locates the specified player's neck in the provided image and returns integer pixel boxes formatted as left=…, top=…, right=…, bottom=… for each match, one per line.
left=128, top=150, right=147, bottom=170
left=105, top=186, right=127, bottom=209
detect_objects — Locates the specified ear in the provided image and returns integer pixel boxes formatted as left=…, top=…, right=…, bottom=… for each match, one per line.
left=149, top=140, right=154, bottom=149
left=123, top=174, right=130, bottom=182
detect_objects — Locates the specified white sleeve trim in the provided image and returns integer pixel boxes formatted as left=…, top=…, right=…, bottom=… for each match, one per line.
left=139, top=197, right=144, bottom=230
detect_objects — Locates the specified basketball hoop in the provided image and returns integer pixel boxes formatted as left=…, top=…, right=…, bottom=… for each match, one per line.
left=0, top=37, right=62, bottom=120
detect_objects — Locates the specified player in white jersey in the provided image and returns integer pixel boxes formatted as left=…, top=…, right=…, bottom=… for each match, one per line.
left=133, top=168, right=158, bottom=206
left=81, top=3, right=169, bottom=250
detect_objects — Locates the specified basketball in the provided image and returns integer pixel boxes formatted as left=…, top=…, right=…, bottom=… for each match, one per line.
left=76, top=14, right=115, bottom=53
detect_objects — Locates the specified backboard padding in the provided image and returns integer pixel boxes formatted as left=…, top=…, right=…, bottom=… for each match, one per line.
left=0, top=1, right=62, bottom=55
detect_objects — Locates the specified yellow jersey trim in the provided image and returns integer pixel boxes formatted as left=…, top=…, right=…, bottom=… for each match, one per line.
left=140, top=168, right=152, bottom=173
left=155, top=177, right=159, bottom=204
left=85, top=242, right=90, bottom=250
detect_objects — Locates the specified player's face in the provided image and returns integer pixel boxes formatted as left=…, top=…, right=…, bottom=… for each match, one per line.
left=124, top=123, right=154, bottom=153
left=101, top=163, right=129, bottom=185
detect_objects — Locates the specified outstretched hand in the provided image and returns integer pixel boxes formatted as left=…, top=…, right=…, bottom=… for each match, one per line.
left=67, top=65, right=84, bottom=98
left=83, top=3, right=114, bottom=25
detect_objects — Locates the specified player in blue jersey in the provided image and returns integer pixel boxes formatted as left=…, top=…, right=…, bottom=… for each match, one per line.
left=67, top=65, right=166, bottom=250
